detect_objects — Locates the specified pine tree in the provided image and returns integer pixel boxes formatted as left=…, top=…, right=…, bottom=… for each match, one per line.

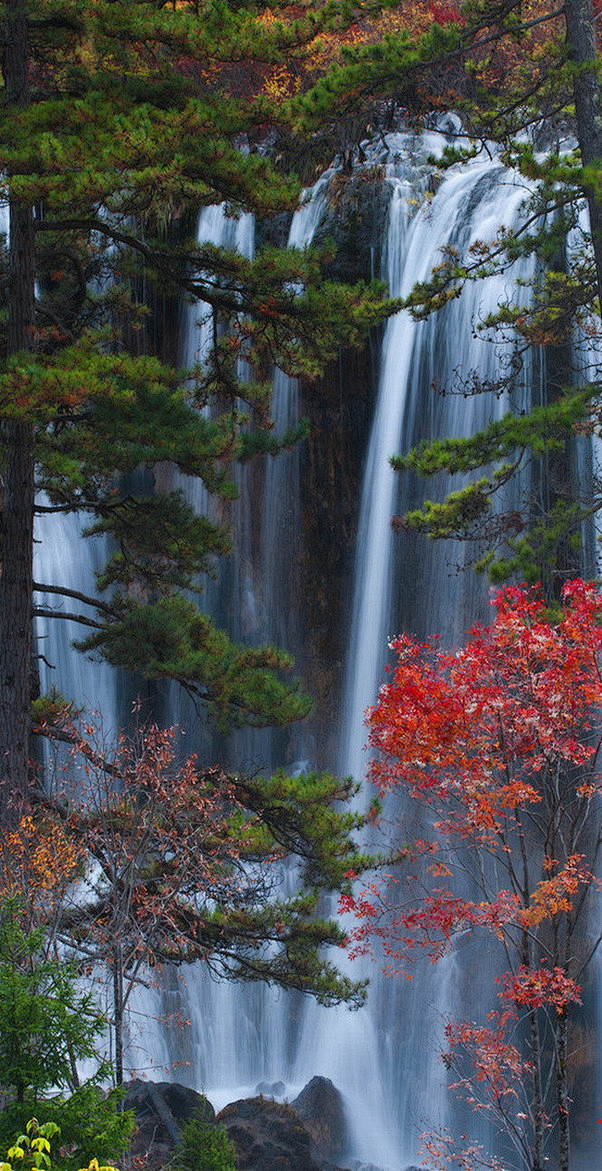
left=395, top=0, right=602, bottom=586
left=0, top=0, right=394, bottom=811
left=294, top=0, right=602, bottom=588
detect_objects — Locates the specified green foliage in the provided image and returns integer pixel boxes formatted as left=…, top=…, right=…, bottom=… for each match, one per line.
left=170, top=1112, right=237, bottom=1171
left=477, top=500, right=586, bottom=584
left=325, top=0, right=602, bottom=589
left=0, top=0, right=398, bottom=759
left=394, top=392, right=594, bottom=476
left=392, top=385, right=599, bottom=581
left=0, top=1120, right=63, bottom=1171
left=0, top=901, right=103, bottom=1104
left=0, top=1094, right=132, bottom=1171
left=36, top=725, right=369, bottom=1085
left=75, top=594, right=312, bottom=729
left=0, top=1117, right=122, bottom=1171
left=292, top=21, right=462, bottom=129
left=0, top=904, right=133, bottom=1171
left=60, top=729, right=370, bottom=1003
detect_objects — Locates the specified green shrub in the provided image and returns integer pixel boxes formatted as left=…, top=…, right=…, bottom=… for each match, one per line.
left=0, top=1118, right=119, bottom=1171
left=170, top=1112, right=237, bottom=1171
left=0, top=1088, right=134, bottom=1171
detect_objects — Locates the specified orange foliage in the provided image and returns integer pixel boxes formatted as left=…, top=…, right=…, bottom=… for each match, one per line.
left=0, top=813, right=83, bottom=924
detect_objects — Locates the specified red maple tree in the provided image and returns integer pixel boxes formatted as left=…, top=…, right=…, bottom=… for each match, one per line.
left=341, top=580, right=602, bottom=1171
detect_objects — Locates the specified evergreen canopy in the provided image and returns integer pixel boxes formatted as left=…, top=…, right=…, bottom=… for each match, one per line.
left=0, top=0, right=396, bottom=803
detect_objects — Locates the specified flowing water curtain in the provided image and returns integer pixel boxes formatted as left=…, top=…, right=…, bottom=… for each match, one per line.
left=127, top=186, right=330, bottom=1086
left=181, top=204, right=256, bottom=624
left=567, top=203, right=602, bottom=1148
left=165, top=177, right=345, bottom=1107
left=131, top=130, right=545, bottom=1167
left=249, top=169, right=336, bottom=775
left=0, top=193, right=112, bottom=1079
left=155, top=205, right=255, bottom=763
left=34, top=508, right=126, bottom=783
left=329, top=126, right=541, bottom=1166
left=32, top=231, right=126, bottom=781
left=28, top=123, right=597, bottom=1165
left=124, top=203, right=258, bottom=1077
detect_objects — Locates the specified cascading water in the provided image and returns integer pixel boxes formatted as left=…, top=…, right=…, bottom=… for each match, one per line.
left=157, top=203, right=255, bottom=760
left=334, top=127, right=541, bottom=1167
left=0, top=196, right=122, bottom=763
left=134, top=176, right=342, bottom=1102
left=163, top=126, right=545, bottom=1169
left=251, top=169, right=337, bottom=774
left=27, top=122, right=600, bottom=1168
left=34, top=515, right=125, bottom=754
left=569, top=201, right=602, bottom=577
left=261, top=126, right=541, bottom=1169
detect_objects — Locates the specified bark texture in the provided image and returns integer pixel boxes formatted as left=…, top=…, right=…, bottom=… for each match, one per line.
left=0, top=0, right=36, bottom=817
left=565, top=0, right=602, bottom=301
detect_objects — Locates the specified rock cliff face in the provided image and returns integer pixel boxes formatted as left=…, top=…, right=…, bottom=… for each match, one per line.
left=156, top=166, right=389, bottom=772
left=298, top=169, right=389, bottom=765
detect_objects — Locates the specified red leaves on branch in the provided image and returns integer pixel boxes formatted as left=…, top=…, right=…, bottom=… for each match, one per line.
left=427, top=1, right=461, bottom=23
left=519, top=855, right=592, bottom=928
left=499, top=965, right=581, bottom=1013
left=369, top=580, right=602, bottom=824
left=355, top=578, right=602, bottom=958
left=341, top=580, right=602, bottom=1154
left=444, top=1011, right=525, bottom=1100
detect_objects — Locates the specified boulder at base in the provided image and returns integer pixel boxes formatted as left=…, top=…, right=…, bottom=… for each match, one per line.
left=292, top=1076, right=347, bottom=1165
left=123, top=1079, right=214, bottom=1171
left=218, top=1095, right=323, bottom=1171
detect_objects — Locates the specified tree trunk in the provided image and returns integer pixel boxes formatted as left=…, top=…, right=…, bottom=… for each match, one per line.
left=0, top=0, right=36, bottom=819
left=555, top=1009, right=570, bottom=1171
left=113, top=943, right=125, bottom=1087
left=564, top=0, right=602, bottom=303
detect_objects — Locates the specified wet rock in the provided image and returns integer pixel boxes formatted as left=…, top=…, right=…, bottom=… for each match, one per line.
left=255, top=1079, right=286, bottom=1098
left=123, top=1079, right=213, bottom=1171
left=292, top=1075, right=347, bottom=1164
left=218, top=1095, right=323, bottom=1171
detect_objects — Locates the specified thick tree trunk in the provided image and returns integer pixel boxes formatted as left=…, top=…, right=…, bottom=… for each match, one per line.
left=556, top=1009, right=570, bottom=1171
left=0, top=0, right=36, bottom=817
left=564, top=0, right=602, bottom=303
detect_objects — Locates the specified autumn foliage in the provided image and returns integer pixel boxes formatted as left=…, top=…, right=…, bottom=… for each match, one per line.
left=342, top=580, right=602, bottom=1169
left=10, top=719, right=365, bottom=1086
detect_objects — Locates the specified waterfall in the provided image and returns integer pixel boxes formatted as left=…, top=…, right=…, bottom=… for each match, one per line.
left=134, top=176, right=341, bottom=1100
left=252, top=169, right=336, bottom=773
left=158, top=203, right=256, bottom=760
left=168, top=129, right=544, bottom=1169
left=0, top=190, right=124, bottom=762
left=26, top=122, right=601, bottom=1168
left=34, top=510, right=126, bottom=765
left=334, top=129, right=540, bottom=1167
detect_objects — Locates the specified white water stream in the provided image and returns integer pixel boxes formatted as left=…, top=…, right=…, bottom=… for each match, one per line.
left=162, top=128, right=542, bottom=1168
left=26, top=124, right=600, bottom=1168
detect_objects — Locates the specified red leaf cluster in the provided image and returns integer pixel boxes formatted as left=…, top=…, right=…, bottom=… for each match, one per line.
left=340, top=580, right=602, bottom=1139
left=427, top=0, right=461, bottom=23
